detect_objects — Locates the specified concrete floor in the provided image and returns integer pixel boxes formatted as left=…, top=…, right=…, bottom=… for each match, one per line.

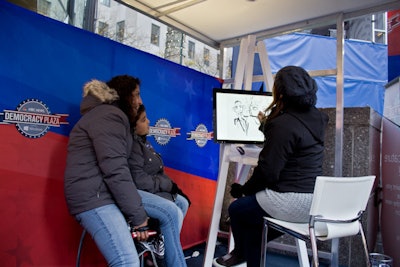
left=183, top=240, right=333, bottom=267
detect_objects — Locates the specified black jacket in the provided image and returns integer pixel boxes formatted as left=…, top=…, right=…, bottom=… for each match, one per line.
left=242, top=106, right=329, bottom=195
left=129, top=134, right=175, bottom=201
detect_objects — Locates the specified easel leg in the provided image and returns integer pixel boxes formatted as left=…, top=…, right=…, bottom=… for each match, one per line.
left=203, top=144, right=230, bottom=267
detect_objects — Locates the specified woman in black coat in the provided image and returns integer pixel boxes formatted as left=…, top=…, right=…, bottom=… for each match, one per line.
left=214, top=66, right=329, bottom=267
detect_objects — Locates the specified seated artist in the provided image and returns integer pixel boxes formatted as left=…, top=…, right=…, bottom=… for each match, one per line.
left=213, top=66, right=329, bottom=267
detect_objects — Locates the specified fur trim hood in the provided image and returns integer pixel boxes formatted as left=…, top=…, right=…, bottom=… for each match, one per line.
left=80, top=79, right=119, bottom=114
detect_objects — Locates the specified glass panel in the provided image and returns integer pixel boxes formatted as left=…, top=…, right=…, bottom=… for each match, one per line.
left=100, top=0, right=110, bottom=7
left=203, top=48, right=210, bottom=66
left=116, top=20, right=125, bottom=42
left=151, top=24, right=160, bottom=46
left=188, top=41, right=195, bottom=59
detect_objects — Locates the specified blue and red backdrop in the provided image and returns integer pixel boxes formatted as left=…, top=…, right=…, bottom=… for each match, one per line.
left=0, top=1, right=221, bottom=266
left=0, top=1, right=392, bottom=266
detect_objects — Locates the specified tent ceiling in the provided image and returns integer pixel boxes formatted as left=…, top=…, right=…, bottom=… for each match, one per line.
left=120, top=0, right=400, bottom=48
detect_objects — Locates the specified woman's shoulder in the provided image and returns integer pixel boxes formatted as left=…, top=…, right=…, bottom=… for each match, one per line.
left=270, top=112, right=300, bottom=124
left=267, top=112, right=307, bottom=134
left=90, top=104, right=129, bottom=123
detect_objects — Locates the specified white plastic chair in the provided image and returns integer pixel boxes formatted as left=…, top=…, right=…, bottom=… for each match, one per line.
left=260, top=175, right=376, bottom=267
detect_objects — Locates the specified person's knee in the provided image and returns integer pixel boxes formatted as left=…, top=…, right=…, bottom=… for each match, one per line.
left=151, top=204, right=181, bottom=226
left=228, top=200, right=242, bottom=218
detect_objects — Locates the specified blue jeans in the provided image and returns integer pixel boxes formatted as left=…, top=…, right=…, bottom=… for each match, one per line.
left=75, top=204, right=140, bottom=267
left=138, top=190, right=189, bottom=267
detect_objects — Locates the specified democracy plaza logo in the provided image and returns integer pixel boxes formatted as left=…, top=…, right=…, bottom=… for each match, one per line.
left=186, top=123, right=213, bottom=148
left=149, top=118, right=180, bottom=145
left=0, top=99, right=69, bottom=138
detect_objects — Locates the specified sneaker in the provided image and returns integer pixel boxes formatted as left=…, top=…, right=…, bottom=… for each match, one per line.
left=213, top=251, right=245, bottom=267
left=138, top=234, right=165, bottom=257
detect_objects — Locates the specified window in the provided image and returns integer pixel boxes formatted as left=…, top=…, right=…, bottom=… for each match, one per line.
left=38, top=0, right=51, bottom=16
left=116, top=21, right=125, bottom=42
left=372, top=13, right=387, bottom=44
left=97, top=21, right=109, bottom=37
left=203, top=48, right=210, bottom=66
left=100, top=0, right=110, bottom=7
left=188, top=41, right=195, bottom=59
left=217, top=54, right=221, bottom=71
left=151, top=24, right=160, bottom=46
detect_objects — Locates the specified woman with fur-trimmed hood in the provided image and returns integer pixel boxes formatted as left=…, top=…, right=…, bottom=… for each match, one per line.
left=64, top=75, right=149, bottom=267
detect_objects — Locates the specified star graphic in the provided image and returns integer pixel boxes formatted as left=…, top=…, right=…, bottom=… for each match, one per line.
left=184, top=80, right=196, bottom=99
left=6, top=237, right=33, bottom=267
left=156, top=71, right=168, bottom=93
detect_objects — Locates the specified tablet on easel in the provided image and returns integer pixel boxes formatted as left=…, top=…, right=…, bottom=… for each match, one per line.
left=213, top=88, right=273, bottom=144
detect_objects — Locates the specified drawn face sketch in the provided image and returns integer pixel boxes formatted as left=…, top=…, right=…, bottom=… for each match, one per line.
left=248, top=97, right=262, bottom=124
left=233, top=100, right=244, bottom=118
left=249, top=98, right=260, bottom=117
left=233, top=99, right=249, bottom=134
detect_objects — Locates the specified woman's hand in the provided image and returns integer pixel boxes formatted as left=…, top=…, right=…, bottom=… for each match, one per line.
left=257, top=111, right=266, bottom=123
left=133, top=218, right=150, bottom=241
left=230, top=183, right=244, bottom=198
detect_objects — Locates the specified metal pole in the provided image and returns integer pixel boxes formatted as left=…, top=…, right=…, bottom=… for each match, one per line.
left=331, top=13, right=345, bottom=267
left=334, top=13, right=344, bottom=177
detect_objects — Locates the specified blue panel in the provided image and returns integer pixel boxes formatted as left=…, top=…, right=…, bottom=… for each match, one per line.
left=0, top=0, right=222, bottom=180
left=388, top=55, right=400, bottom=82
left=232, top=33, right=388, bottom=114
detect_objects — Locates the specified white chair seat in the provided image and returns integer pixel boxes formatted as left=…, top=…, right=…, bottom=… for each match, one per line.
left=266, top=218, right=360, bottom=241
left=260, top=175, right=376, bottom=267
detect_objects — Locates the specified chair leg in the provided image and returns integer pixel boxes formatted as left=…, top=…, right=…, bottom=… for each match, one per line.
left=309, top=227, right=319, bottom=267
left=76, top=229, right=87, bottom=267
left=260, top=217, right=269, bottom=267
left=330, top=238, right=339, bottom=267
left=295, top=239, right=310, bottom=267
left=359, top=222, right=372, bottom=267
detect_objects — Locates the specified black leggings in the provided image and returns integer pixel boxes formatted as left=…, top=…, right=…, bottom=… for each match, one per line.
left=228, top=195, right=283, bottom=267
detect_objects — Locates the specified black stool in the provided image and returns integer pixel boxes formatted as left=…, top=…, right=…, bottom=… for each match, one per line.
left=75, top=228, right=159, bottom=267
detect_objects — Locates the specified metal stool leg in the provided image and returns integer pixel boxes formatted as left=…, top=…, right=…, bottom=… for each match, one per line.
left=76, top=229, right=87, bottom=267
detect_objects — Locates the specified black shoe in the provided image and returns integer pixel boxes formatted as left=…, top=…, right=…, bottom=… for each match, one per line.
left=213, top=251, right=245, bottom=267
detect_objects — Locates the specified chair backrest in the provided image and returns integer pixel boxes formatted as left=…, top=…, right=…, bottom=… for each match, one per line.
left=309, top=175, right=376, bottom=221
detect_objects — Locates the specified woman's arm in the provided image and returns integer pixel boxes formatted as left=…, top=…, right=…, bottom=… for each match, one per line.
left=242, top=116, right=297, bottom=195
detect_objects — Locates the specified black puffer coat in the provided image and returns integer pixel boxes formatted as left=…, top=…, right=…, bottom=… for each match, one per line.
left=129, top=134, right=176, bottom=201
left=242, top=106, right=329, bottom=195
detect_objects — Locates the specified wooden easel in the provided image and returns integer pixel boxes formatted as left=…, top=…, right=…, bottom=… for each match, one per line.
left=202, top=35, right=274, bottom=267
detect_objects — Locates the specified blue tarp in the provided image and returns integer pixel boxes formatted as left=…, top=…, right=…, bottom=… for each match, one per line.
left=233, top=33, right=388, bottom=114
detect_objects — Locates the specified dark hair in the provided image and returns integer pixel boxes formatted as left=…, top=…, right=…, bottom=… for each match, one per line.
left=264, top=66, right=317, bottom=122
left=134, top=104, right=146, bottom=126
left=106, top=75, right=140, bottom=125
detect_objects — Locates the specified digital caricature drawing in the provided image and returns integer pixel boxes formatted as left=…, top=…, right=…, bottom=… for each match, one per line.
left=232, top=99, right=249, bottom=134
left=232, top=96, right=264, bottom=136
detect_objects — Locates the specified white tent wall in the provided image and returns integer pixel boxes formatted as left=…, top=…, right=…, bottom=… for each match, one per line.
left=119, top=0, right=400, bottom=48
